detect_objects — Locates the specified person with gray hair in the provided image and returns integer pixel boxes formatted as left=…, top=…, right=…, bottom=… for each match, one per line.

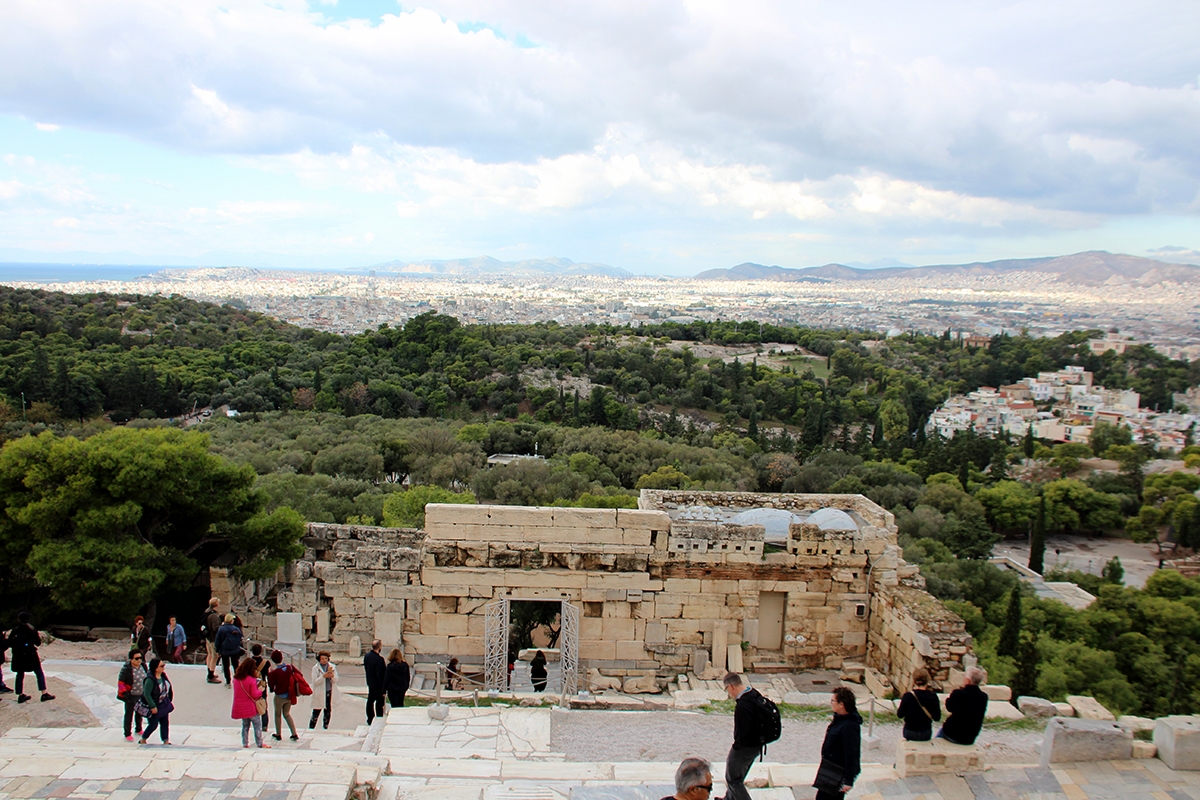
left=720, top=673, right=764, bottom=800
left=937, top=665, right=988, bottom=745
left=659, top=757, right=713, bottom=800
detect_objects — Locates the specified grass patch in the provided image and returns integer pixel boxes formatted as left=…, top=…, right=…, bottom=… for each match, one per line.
left=981, top=717, right=1046, bottom=732
left=701, top=700, right=899, bottom=724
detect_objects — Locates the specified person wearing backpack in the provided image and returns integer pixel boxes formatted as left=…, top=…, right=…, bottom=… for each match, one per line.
left=895, top=668, right=940, bottom=741
left=199, top=598, right=223, bottom=684
left=720, top=672, right=779, bottom=800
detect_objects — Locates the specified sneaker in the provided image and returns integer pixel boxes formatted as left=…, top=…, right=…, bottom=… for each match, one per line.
left=138, top=738, right=147, bottom=745
left=16, top=695, right=30, bottom=704
left=0, top=686, right=13, bottom=694
left=206, top=677, right=222, bottom=684
left=272, top=734, right=282, bottom=741
left=125, top=735, right=134, bottom=742
left=40, top=693, right=55, bottom=702
left=290, top=734, right=299, bottom=741
left=259, top=743, right=271, bottom=749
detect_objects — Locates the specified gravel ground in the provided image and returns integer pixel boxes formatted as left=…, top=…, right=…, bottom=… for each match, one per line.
left=0, top=677, right=98, bottom=734
left=551, top=710, right=1042, bottom=764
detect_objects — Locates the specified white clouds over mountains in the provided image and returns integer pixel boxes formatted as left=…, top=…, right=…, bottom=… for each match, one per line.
left=0, top=0, right=1197, bottom=269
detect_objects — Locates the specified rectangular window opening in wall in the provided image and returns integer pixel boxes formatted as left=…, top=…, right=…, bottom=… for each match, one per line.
left=735, top=545, right=742, bottom=551
left=835, top=549, right=842, bottom=555
left=852, top=572, right=859, bottom=579
left=692, top=543, right=699, bottom=550
left=584, top=602, right=603, bottom=617
left=855, top=603, right=867, bottom=619
left=721, top=544, right=728, bottom=550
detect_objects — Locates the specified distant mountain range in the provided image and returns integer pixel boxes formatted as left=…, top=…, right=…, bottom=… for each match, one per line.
left=694, top=251, right=1200, bottom=286
left=368, top=256, right=631, bottom=278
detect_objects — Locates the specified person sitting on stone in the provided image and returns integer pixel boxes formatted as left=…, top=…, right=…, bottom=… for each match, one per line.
left=896, top=667, right=941, bottom=741
left=937, top=665, right=988, bottom=745
left=660, top=756, right=714, bottom=800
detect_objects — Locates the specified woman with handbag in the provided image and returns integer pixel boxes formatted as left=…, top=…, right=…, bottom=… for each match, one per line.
left=896, top=668, right=941, bottom=741
left=137, top=658, right=173, bottom=745
left=117, top=650, right=147, bottom=741
left=232, top=656, right=271, bottom=748
left=812, top=686, right=861, bottom=799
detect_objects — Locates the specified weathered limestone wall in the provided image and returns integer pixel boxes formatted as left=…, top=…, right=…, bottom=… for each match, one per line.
left=226, top=492, right=971, bottom=691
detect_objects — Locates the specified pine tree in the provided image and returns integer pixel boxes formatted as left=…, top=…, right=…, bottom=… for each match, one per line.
left=958, top=458, right=970, bottom=492
left=998, top=587, right=1022, bottom=658
left=1023, top=425, right=1035, bottom=459
left=1029, top=495, right=1046, bottom=574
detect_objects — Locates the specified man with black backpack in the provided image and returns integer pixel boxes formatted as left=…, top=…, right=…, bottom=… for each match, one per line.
left=720, top=673, right=780, bottom=800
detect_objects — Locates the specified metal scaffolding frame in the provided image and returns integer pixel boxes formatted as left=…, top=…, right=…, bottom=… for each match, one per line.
left=483, top=598, right=510, bottom=691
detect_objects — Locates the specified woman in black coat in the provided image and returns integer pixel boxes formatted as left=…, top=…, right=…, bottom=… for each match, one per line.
left=529, top=651, right=548, bottom=693
left=896, top=668, right=941, bottom=741
left=814, top=687, right=861, bottom=799
left=10, top=612, right=54, bottom=704
left=385, top=648, right=411, bottom=707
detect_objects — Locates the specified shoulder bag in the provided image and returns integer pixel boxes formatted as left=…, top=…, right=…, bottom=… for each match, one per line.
left=813, top=759, right=843, bottom=794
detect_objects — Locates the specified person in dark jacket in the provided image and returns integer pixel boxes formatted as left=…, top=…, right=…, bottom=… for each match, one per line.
left=896, top=668, right=941, bottom=741
left=118, top=649, right=147, bottom=741
left=722, top=672, right=765, bottom=800
left=815, top=686, right=861, bottom=799
left=131, top=616, right=152, bottom=659
left=363, top=639, right=386, bottom=724
left=138, top=658, right=173, bottom=745
left=529, top=650, right=548, bottom=693
left=200, top=598, right=223, bottom=684
left=385, top=648, right=411, bottom=707
left=10, top=612, right=54, bottom=704
left=938, top=666, right=988, bottom=745
left=213, top=614, right=244, bottom=686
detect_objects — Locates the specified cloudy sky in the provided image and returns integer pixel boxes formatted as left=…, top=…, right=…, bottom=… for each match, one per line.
left=1, top=0, right=1198, bottom=275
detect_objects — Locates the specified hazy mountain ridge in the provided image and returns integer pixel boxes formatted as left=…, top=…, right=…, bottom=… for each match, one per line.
left=368, top=256, right=632, bottom=278
left=694, top=251, right=1200, bottom=286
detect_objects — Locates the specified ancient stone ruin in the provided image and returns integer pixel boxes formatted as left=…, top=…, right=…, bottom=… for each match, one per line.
left=222, top=490, right=971, bottom=692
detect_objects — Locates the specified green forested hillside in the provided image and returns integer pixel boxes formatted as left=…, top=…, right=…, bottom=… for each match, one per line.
left=2, top=286, right=1200, bottom=715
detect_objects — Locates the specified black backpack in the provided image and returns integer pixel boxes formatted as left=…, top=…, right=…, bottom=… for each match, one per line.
left=750, top=690, right=782, bottom=748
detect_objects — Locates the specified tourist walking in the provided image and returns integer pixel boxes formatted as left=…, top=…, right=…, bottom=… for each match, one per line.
left=200, top=598, right=223, bottom=684
left=232, top=656, right=270, bottom=748
left=530, top=650, right=548, bottom=693
left=213, top=614, right=244, bottom=686
left=660, top=757, right=714, bottom=800
left=138, top=658, right=173, bottom=745
left=165, top=616, right=187, bottom=663
left=721, top=672, right=768, bottom=800
left=118, top=650, right=147, bottom=741
left=364, top=639, right=386, bottom=724
left=385, top=648, right=410, bottom=708
left=938, top=666, right=988, bottom=745
left=446, top=657, right=461, bottom=690
left=896, top=668, right=941, bottom=741
left=266, top=650, right=299, bottom=741
left=10, top=612, right=54, bottom=704
left=813, top=687, right=861, bottom=799
left=131, top=616, right=152, bottom=659
left=308, top=651, right=337, bottom=730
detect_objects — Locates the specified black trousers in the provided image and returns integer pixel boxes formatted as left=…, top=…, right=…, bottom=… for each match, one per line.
left=724, top=745, right=758, bottom=800
left=387, top=689, right=406, bottom=708
left=366, top=691, right=386, bottom=724
left=123, top=697, right=144, bottom=737
left=15, top=663, right=47, bottom=694
left=221, top=654, right=236, bottom=684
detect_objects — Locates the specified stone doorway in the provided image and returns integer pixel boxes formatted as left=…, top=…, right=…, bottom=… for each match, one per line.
left=483, top=597, right=579, bottom=699
left=757, top=591, right=787, bottom=650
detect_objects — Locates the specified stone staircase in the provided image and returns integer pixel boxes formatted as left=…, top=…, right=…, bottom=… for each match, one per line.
left=0, top=724, right=387, bottom=800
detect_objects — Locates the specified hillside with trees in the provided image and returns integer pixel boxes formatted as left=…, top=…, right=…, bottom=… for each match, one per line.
left=1, top=285, right=1198, bottom=714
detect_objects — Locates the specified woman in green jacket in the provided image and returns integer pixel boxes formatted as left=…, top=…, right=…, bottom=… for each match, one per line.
left=138, top=658, right=174, bottom=745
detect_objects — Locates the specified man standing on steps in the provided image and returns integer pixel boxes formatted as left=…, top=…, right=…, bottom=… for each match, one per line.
left=719, top=673, right=763, bottom=800
left=363, top=639, right=387, bottom=724
left=200, top=598, right=223, bottom=684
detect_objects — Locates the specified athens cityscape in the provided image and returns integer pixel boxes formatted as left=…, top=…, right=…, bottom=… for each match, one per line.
left=0, top=3, right=1199, bottom=800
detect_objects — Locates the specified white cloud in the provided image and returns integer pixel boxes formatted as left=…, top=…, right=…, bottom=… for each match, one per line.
left=34, top=122, right=59, bottom=131
left=0, top=0, right=1197, bottom=264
